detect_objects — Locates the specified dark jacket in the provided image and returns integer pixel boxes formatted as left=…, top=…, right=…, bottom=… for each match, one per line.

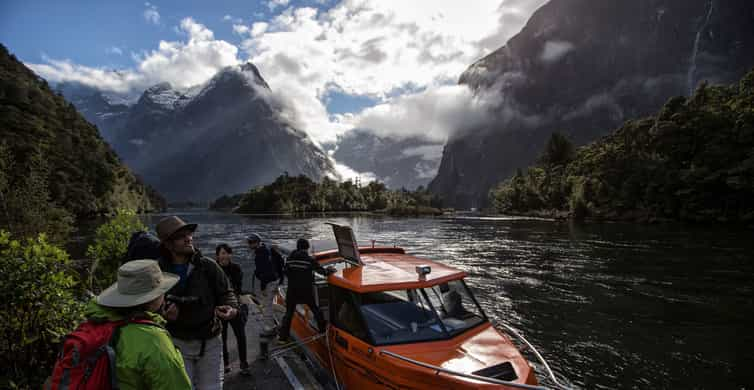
left=285, top=249, right=326, bottom=299
left=220, top=262, right=243, bottom=296
left=158, top=250, right=238, bottom=340
left=253, top=243, right=282, bottom=287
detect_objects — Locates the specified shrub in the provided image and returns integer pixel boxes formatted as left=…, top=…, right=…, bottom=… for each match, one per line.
left=85, top=209, right=146, bottom=292
left=0, top=230, right=84, bottom=389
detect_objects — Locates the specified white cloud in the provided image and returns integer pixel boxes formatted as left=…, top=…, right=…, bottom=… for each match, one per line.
left=540, top=40, right=574, bottom=63
left=143, top=2, right=160, bottom=25
left=331, top=160, right=377, bottom=183
left=343, top=84, right=497, bottom=142
left=232, top=0, right=546, bottom=144
left=27, top=1, right=547, bottom=147
left=267, top=0, right=291, bottom=12
left=28, top=18, right=238, bottom=94
left=106, top=46, right=123, bottom=56
left=232, top=24, right=250, bottom=35
left=401, top=144, right=444, bottom=161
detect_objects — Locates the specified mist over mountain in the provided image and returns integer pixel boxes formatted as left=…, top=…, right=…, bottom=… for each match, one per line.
left=331, top=129, right=444, bottom=190
left=430, top=0, right=754, bottom=208
left=63, top=63, right=336, bottom=202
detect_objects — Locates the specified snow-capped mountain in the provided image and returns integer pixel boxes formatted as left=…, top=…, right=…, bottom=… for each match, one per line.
left=63, top=63, right=336, bottom=202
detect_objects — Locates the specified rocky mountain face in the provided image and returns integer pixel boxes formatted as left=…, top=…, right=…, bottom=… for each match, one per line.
left=430, top=0, right=754, bottom=208
left=56, top=82, right=132, bottom=142
left=65, top=63, right=335, bottom=202
left=332, top=129, right=444, bottom=189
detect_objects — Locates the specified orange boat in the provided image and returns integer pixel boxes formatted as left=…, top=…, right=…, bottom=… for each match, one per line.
left=274, top=224, right=567, bottom=390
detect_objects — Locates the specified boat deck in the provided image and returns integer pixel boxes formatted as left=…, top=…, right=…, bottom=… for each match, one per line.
left=223, top=293, right=325, bottom=390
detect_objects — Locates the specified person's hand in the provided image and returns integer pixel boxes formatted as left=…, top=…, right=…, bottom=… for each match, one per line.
left=164, top=302, right=179, bottom=321
left=215, top=305, right=237, bottom=320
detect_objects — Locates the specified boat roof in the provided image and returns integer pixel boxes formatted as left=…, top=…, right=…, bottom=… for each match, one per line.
left=318, top=247, right=467, bottom=293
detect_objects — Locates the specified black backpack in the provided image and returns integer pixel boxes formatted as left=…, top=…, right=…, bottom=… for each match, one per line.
left=270, top=246, right=286, bottom=282
left=124, top=231, right=161, bottom=263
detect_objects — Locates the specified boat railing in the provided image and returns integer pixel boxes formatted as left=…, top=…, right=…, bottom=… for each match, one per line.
left=493, top=322, right=572, bottom=390
left=379, top=349, right=550, bottom=390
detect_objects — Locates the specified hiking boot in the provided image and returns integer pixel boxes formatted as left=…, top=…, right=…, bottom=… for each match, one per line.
left=277, top=336, right=290, bottom=345
left=224, top=364, right=231, bottom=374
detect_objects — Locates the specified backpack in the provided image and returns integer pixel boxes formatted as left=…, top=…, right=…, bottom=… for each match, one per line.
left=48, top=318, right=155, bottom=390
left=124, top=231, right=161, bottom=264
left=270, top=246, right=286, bottom=282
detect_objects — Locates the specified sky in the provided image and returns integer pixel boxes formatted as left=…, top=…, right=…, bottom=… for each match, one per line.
left=0, top=0, right=547, bottom=145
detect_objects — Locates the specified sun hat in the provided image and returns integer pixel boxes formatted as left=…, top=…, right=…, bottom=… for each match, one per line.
left=97, top=260, right=179, bottom=307
left=156, top=216, right=198, bottom=242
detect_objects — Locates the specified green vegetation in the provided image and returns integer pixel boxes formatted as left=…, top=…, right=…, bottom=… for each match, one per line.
left=0, top=231, right=85, bottom=389
left=86, top=209, right=147, bottom=292
left=226, top=174, right=442, bottom=215
left=0, top=43, right=164, bottom=243
left=490, top=70, right=754, bottom=223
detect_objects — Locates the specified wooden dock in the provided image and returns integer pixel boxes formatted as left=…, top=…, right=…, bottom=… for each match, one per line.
left=223, top=293, right=326, bottom=390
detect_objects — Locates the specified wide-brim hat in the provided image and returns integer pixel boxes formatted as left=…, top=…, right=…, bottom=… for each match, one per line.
left=156, top=216, right=197, bottom=242
left=97, top=260, right=179, bottom=307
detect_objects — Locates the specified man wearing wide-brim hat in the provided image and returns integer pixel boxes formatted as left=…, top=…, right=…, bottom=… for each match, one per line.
left=81, top=260, right=192, bottom=389
left=155, top=216, right=239, bottom=390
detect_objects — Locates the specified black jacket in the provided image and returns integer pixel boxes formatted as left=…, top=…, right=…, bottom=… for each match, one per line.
left=285, top=249, right=326, bottom=299
left=220, top=262, right=243, bottom=295
left=158, top=251, right=238, bottom=340
left=253, top=243, right=283, bottom=287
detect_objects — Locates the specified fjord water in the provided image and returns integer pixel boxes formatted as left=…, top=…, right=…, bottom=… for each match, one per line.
left=143, top=211, right=753, bottom=389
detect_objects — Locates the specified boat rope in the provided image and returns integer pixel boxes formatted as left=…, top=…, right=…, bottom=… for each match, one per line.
left=326, top=330, right=342, bottom=390
left=269, top=333, right=326, bottom=359
left=495, top=323, right=572, bottom=390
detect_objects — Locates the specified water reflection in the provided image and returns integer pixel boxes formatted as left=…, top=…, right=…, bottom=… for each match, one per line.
left=142, top=212, right=754, bottom=389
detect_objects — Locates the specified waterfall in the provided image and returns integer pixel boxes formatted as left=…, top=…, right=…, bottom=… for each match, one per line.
left=687, top=1, right=714, bottom=95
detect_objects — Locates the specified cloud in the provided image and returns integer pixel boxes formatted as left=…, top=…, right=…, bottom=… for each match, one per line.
left=143, top=2, right=160, bottom=25
left=228, top=0, right=544, bottom=144
left=27, top=1, right=546, bottom=147
left=343, top=84, right=496, bottom=142
left=106, top=46, right=123, bottom=56
left=540, top=40, right=574, bottom=63
left=267, top=0, right=291, bottom=12
left=401, top=144, right=444, bottom=161
left=232, top=24, right=250, bottom=35
left=28, top=18, right=238, bottom=94
left=332, top=160, right=377, bottom=183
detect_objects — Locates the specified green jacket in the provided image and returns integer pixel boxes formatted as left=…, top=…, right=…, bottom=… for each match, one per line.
left=84, top=300, right=191, bottom=390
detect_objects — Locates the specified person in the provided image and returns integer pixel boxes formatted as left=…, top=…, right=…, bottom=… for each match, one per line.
left=278, top=238, right=335, bottom=343
left=49, top=260, right=192, bottom=389
left=156, top=216, right=239, bottom=390
left=248, top=233, right=282, bottom=335
left=215, top=243, right=250, bottom=376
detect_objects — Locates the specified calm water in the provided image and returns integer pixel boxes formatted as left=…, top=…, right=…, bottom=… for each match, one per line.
left=142, top=211, right=754, bottom=389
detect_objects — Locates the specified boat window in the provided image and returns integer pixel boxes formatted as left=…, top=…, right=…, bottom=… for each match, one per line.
left=356, top=280, right=486, bottom=345
left=331, top=286, right=369, bottom=341
left=432, top=280, right=486, bottom=335
left=358, top=288, right=447, bottom=345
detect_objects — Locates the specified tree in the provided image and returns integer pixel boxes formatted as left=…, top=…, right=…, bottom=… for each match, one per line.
left=539, top=132, right=575, bottom=167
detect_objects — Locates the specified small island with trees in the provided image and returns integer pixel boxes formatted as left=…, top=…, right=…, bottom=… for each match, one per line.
left=211, top=174, right=444, bottom=216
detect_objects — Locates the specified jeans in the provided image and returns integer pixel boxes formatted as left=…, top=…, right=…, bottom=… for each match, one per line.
left=279, top=292, right=326, bottom=340
left=172, top=336, right=223, bottom=390
left=221, top=314, right=248, bottom=367
left=259, top=279, right=278, bottom=332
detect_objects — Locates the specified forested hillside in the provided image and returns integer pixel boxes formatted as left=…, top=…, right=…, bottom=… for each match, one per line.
left=0, top=44, right=164, bottom=240
left=490, top=70, right=754, bottom=223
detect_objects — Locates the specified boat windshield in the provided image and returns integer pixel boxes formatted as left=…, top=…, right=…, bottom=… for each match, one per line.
left=357, top=280, right=486, bottom=345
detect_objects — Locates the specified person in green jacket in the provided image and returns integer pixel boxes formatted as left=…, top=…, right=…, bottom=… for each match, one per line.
left=90, top=259, right=192, bottom=389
